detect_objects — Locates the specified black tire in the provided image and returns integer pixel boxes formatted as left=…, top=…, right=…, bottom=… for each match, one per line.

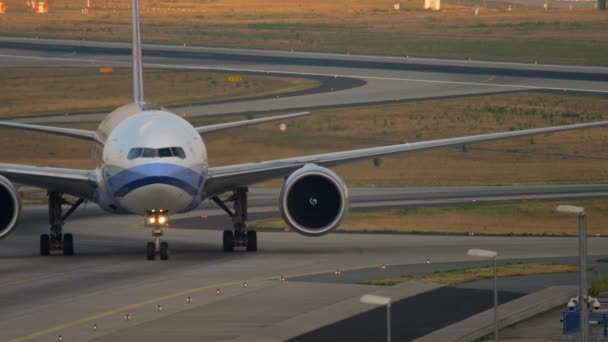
left=146, top=242, right=156, bottom=260
left=246, top=230, right=257, bottom=252
left=40, top=234, right=50, bottom=256
left=223, top=230, right=234, bottom=252
left=160, top=242, right=169, bottom=260
left=63, top=234, right=74, bottom=256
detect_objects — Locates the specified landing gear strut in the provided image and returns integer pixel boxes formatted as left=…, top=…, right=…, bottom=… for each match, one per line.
left=145, top=210, right=169, bottom=260
left=40, top=191, right=84, bottom=256
left=212, top=187, right=257, bottom=252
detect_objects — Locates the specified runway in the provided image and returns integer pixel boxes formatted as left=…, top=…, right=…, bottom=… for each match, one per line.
left=0, top=37, right=607, bottom=125
left=1, top=185, right=608, bottom=341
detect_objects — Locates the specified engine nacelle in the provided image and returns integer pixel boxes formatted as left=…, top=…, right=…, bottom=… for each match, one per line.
left=279, top=164, right=348, bottom=236
left=0, top=176, right=21, bottom=240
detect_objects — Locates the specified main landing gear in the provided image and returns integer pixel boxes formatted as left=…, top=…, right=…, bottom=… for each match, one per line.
left=40, top=191, right=84, bottom=256
left=212, top=187, right=257, bottom=252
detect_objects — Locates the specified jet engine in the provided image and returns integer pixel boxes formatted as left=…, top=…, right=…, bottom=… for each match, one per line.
left=0, top=176, right=21, bottom=240
left=279, top=164, right=348, bottom=236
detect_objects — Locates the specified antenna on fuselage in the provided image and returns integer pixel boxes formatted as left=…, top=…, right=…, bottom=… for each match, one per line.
left=132, top=0, right=145, bottom=105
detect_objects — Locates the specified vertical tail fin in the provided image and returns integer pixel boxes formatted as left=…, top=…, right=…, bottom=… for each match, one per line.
left=132, top=0, right=144, bottom=105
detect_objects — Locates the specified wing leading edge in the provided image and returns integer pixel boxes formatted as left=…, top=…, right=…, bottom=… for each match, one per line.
left=195, top=112, right=309, bottom=134
left=205, top=119, right=608, bottom=196
left=0, top=121, right=101, bottom=144
left=0, top=164, right=99, bottom=200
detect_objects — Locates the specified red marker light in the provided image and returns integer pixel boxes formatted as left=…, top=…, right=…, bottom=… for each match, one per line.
left=186, top=296, right=193, bottom=304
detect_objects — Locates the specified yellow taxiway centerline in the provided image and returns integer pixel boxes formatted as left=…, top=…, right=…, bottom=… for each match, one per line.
left=9, top=261, right=408, bottom=341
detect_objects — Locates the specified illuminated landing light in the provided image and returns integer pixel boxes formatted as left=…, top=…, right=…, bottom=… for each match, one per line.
left=158, top=216, right=167, bottom=224
left=148, top=217, right=156, bottom=224
left=186, top=296, right=193, bottom=304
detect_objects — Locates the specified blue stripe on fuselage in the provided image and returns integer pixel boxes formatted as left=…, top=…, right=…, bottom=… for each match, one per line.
left=107, top=163, right=204, bottom=198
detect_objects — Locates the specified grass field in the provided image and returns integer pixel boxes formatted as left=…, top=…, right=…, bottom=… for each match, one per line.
left=362, top=263, right=578, bottom=286
left=2, top=91, right=608, bottom=185
left=249, top=200, right=608, bottom=236
left=0, top=67, right=319, bottom=117
left=0, top=0, right=606, bottom=65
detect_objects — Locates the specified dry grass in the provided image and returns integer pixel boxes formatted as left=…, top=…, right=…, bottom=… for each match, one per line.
left=2, top=92, right=608, bottom=187
left=249, top=200, right=608, bottom=236
left=0, top=67, right=319, bottom=117
left=363, top=263, right=579, bottom=286
left=202, top=92, right=608, bottom=187
left=0, top=0, right=606, bottom=64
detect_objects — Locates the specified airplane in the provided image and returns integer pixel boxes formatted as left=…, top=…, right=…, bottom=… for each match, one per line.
left=1, top=0, right=608, bottom=260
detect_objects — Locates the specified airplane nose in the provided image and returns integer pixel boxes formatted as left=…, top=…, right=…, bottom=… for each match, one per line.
left=112, top=163, right=200, bottom=193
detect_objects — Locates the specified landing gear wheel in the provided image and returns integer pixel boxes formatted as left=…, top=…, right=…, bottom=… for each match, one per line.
left=146, top=242, right=156, bottom=260
left=40, top=234, right=50, bottom=256
left=63, top=234, right=74, bottom=256
left=159, top=242, right=169, bottom=260
left=223, top=230, right=234, bottom=252
left=246, top=230, right=257, bottom=252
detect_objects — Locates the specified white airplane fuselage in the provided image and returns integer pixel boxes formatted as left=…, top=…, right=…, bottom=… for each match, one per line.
left=93, top=103, right=208, bottom=215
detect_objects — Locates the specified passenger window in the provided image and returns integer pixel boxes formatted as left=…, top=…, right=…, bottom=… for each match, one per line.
left=158, top=148, right=173, bottom=158
left=127, top=148, right=143, bottom=160
left=142, top=148, right=157, bottom=158
left=171, top=147, right=186, bottom=159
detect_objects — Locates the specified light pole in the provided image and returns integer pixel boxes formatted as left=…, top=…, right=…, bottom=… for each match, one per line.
left=467, top=248, right=498, bottom=342
left=360, top=294, right=391, bottom=342
left=556, top=204, right=588, bottom=342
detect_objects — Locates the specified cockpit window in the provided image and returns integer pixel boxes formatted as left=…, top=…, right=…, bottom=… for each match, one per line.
left=171, top=147, right=186, bottom=159
left=142, top=148, right=157, bottom=158
left=127, top=147, right=187, bottom=160
left=127, top=148, right=143, bottom=160
left=158, top=148, right=173, bottom=158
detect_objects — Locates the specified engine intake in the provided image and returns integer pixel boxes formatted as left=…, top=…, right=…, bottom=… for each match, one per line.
left=279, top=165, right=348, bottom=236
left=0, top=176, right=21, bottom=240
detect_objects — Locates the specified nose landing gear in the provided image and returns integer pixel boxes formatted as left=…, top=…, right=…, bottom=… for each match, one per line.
left=146, top=229, right=169, bottom=260
left=145, top=210, right=169, bottom=260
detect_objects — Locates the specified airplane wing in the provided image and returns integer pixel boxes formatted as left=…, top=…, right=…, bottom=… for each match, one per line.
left=205, top=119, right=608, bottom=196
left=0, top=164, right=99, bottom=200
left=0, top=121, right=101, bottom=144
left=195, top=112, right=309, bottom=134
